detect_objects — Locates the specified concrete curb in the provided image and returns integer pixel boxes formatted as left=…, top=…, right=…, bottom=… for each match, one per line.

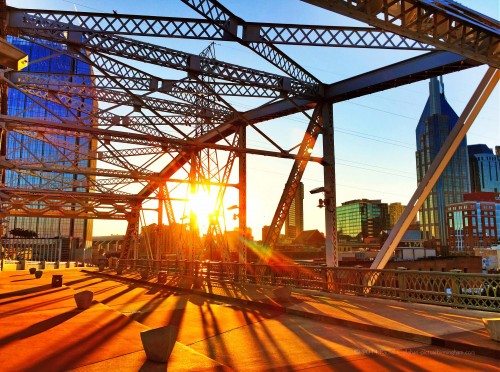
left=83, top=270, right=499, bottom=360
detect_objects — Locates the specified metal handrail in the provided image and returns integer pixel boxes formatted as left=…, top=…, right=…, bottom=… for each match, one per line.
left=115, top=259, right=499, bottom=312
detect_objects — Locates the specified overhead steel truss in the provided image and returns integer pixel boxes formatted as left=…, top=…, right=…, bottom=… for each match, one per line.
left=0, top=0, right=497, bottom=267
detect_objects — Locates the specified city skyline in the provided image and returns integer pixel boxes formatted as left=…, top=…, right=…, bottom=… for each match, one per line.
left=7, top=0, right=500, bottom=241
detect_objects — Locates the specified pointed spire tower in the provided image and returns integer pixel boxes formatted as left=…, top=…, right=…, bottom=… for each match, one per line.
left=415, top=76, right=471, bottom=249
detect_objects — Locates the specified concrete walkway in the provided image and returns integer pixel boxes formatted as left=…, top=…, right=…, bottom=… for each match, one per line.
left=0, top=269, right=498, bottom=371
left=96, top=269, right=500, bottom=358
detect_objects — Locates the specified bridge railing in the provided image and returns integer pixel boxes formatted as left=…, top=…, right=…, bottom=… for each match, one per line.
left=1, top=238, right=62, bottom=262
left=115, top=259, right=499, bottom=312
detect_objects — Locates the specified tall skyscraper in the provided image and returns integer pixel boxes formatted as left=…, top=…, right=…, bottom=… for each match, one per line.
left=4, top=37, right=93, bottom=247
left=468, top=144, right=500, bottom=193
left=415, top=77, right=470, bottom=245
left=285, top=182, right=304, bottom=240
left=337, top=199, right=389, bottom=241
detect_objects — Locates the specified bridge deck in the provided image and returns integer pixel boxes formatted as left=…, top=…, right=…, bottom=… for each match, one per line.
left=0, top=269, right=498, bottom=371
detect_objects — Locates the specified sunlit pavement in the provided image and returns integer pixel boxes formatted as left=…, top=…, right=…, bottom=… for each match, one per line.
left=0, top=269, right=498, bottom=371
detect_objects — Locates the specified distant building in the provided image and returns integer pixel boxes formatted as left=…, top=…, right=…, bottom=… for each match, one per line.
left=388, top=202, right=416, bottom=228
left=262, top=225, right=270, bottom=243
left=388, top=203, right=405, bottom=227
left=285, top=182, right=304, bottom=240
left=415, top=77, right=470, bottom=245
left=337, top=199, right=389, bottom=241
left=261, top=225, right=285, bottom=244
left=293, top=229, right=324, bottom=247
left=468, top=144, right=500, bottom=193
left=224, top=227, right=253, bottom=253
left=446, top=192, right=500, bottom=253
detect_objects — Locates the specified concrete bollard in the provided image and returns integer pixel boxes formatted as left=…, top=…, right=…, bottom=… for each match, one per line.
left=482, top=318, right=500, bottom=341
left=34, top=270, right=43, bottom=279
left=109, top=257, right=118, bottom=269
left=52, top=274, right=63, bottom=288
left=74, top=290, right=93, bottom=310
left=140, top=325, right=179, bottom=363
left=29, top=268, right=36, bottom=275
left=98, top=259, right=106, bottom=272
left=273, top=286, right=292, bottom=302
left=157, top=271, right=167, bottom=284
left=193, top=276, right=204, bottom=289
left=179, top=276, right=193, bottom=289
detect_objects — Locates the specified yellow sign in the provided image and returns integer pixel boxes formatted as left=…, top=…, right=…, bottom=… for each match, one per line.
left=17, top=55, right=29, bottom=71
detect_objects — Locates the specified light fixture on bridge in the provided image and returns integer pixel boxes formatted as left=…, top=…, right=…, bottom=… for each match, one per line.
left=227, top=205, right=239, bottom=220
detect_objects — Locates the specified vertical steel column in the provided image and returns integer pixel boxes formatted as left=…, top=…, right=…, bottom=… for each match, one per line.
left=0, top=83, right=7, bottom=186
left=188, top=152, right=199, bottom=260
left=158, top=185, right=164, bottom=227
left=238, top=123, right=247, bottom=264
left=57, top=238, right=62, bottom=262
left=157, top=185, right=164, bottom=261
left=322, top=102, right=338, bottom=267
left=0, top=78, right=5, bottom=270
left=119, top=203, right=141, bottom=267
left=372, top=67, right=499, bottom=270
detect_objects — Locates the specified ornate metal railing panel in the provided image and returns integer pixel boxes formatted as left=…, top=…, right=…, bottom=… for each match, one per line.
left=113, top=260, right=500, bottom=312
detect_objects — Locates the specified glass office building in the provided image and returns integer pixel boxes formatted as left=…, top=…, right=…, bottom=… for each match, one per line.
left=337, top=199, right=389, bottom=241
left=5, top=37, right=93, bottom=247
left=415, top=77, right=470, bottom=246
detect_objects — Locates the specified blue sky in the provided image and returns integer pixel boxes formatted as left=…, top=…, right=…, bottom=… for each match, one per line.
left=10, top=0, right=500, bottom=239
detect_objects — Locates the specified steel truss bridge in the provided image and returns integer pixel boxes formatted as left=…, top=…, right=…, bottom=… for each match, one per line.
left=0, top=0, right=498, bottom=269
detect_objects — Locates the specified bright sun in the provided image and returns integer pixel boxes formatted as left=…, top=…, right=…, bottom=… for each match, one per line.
left=188, top=187, right=219, bottom=231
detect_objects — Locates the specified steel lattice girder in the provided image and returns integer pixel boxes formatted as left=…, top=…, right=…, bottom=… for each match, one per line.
left=302, top=0, right=500, bottom=68
left=7, top=7, right=432, bottom=50
left=0, top=187, right=145, bottom=219
left=11, top=71, right=282, bottom=97
left=12, top=83, right=188, bottom=139
left=13, top=22, right=311, bottom=97
left=82, top=51, right=233, bottom=116
left=22, top=82, right=231, bottom=121
left=8, top=55, right=232, bottom=123
left=0, top=116, right=323, bottom=163
left=8, top=70, right=236, bottom=113
left=12, top=37, right=234, bottom=116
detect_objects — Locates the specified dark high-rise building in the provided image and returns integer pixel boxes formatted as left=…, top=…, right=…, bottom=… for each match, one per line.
left=337, top=199, right=389, bottom=241
left=5, top=37, right=94, bottom=248
left=415, top=77, right=470, bottom=245
left=285, top=182, right=304, bottom=240
left=468, top=144, right=500, bottom=193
